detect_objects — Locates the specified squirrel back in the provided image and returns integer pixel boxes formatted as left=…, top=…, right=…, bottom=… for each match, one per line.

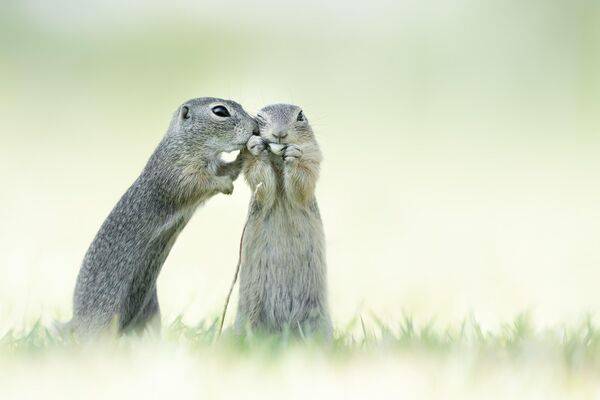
left=71, top=98, right=257, bottom=336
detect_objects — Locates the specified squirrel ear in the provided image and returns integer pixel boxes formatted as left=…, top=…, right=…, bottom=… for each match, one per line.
left=180, top=105, right=190, bottom=120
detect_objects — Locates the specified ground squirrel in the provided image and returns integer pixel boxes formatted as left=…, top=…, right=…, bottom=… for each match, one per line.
left=71, top=97, right=257, bottom=336
left=234, top=104, right=332, bottom=338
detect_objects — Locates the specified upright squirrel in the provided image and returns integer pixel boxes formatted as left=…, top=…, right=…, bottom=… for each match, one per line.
left=71, top=97, right=257, bottom=336
left=235, top=104, right=332, bottom=338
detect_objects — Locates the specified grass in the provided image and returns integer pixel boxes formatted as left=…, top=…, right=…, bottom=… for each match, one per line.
left=4, top=314, right=600, bottom=399
left=3, top=313, right=600, bottom=369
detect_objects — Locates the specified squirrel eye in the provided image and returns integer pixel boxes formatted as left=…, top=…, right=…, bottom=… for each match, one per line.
left=212, top=105, right=231, bottom=118
left=296, top=111, right=304, bottom=122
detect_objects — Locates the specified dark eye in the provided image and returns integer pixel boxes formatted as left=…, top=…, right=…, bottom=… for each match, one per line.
left=212, top=105, right=231, bottom=118
left=296, top=111, right=304, bottom=122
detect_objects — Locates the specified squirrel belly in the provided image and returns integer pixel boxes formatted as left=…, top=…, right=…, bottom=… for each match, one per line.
left=234, top=104, right=332, bottom=338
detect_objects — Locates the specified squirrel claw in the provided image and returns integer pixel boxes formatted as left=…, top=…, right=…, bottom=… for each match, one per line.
left=222, top=182, right=234, bottom=195
left=216, top=176, right=234, bottom=195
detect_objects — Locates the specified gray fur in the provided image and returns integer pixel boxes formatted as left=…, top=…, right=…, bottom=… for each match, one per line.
left=71, top=97, right=257, bottom=337
left=234, top=104, right=332, bottom=338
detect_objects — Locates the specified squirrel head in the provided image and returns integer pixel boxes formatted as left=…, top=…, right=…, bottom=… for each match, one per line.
left=168, top=97, right=258, bottom=161
left=255, top=104, right=314, bottom=146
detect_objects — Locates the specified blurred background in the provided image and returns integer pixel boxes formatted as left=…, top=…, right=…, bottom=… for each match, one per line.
left=1, top=0, right=599, bottom=333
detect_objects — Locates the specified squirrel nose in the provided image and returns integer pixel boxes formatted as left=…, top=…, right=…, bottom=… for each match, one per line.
left=273, top=130, right=288, bottom=139
left=251, top=120, right=260, bottom=136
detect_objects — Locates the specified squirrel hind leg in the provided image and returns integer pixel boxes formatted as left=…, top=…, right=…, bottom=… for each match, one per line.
left=119, top=288, right=162, bottom=335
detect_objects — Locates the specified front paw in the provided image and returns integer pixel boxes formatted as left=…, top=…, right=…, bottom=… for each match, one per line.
left=247, top=136, right=267, bottom=156
left=216, top=176, right=234, bottom=195
left=283, top=144, right=302, bottom=164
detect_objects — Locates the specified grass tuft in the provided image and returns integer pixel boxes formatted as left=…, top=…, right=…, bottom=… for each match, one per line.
left=4, top=314, right=600, bottom=370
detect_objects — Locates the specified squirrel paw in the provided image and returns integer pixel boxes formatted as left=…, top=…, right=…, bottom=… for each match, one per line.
left=216, top=176, right=234, bottom=195
left=247, top=136, right=267, bottom=156
left=283, top=144, right=302, bottom=164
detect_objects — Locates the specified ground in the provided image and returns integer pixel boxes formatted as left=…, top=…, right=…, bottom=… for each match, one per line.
left=2, top=315, right=600, bottom=399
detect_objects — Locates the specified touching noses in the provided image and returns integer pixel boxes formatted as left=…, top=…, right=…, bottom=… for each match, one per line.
left=252, top=121, right=260, bottom=136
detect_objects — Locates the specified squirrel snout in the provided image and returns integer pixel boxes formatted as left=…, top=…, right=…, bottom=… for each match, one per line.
left=251, top=119, right=260, bottom=136
left=273, top=130, right=288, bottom=139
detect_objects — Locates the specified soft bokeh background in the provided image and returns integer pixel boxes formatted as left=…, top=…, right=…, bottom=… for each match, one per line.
left=1, top=0, right=600, bottom=331
left=1, top=1, right=600, bottom=397
left=0, top=0, right=600, bottom=398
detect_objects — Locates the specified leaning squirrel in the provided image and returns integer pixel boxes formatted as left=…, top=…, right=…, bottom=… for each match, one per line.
left=71, top=97, right=257, bottom=336
left=234, top=104, right=332, bottom=338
